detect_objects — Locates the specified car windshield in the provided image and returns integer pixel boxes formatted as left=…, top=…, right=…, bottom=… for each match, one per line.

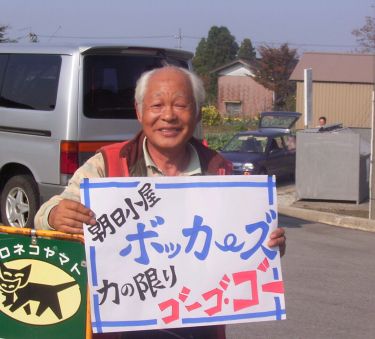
left=260, top=114, right=298, bottom=129
left=223, top=135, right=268, bottom=153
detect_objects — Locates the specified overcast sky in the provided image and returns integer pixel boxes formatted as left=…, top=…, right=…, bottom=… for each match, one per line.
left=1, top=0, right=374, bottom=55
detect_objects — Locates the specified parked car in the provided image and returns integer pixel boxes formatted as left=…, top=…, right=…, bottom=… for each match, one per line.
left=220, top=111, right=301, bottom=177
left=0, top=43, right=199, bottom=228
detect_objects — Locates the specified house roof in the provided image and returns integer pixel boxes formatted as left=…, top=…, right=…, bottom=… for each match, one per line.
left=211, top=59, right=255, bottom=76
left=289, top=52, right=375, bottom=84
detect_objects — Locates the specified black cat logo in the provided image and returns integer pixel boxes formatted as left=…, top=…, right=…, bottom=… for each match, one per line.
left=0, top=259, right=81, bottom=325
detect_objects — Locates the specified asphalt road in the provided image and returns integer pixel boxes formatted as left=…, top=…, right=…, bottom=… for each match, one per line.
left=226, top=215, right=375, bottom=339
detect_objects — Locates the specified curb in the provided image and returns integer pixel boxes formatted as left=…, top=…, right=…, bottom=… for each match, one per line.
left=279, top=205, right=375, bottom=233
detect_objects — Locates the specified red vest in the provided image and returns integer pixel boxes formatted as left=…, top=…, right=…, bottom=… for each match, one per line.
left=100, top=138, right=232, bottom=177
left=100, top=141, right=131, bottom=177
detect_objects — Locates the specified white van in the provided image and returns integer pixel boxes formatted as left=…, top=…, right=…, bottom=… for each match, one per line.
left=0, top=43, right=196, bottom=227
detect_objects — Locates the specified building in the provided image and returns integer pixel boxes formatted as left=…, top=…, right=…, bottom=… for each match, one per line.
left=289, top=52, right=375, bottom=129
left=213, top=59, right=273, bottom=118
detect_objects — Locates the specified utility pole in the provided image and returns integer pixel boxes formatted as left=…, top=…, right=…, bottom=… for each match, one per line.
left=175, top=28, right=182, bottom=49
left=369, top=6, right=375, bottom=219
left=28, top=32, right=38, bottom=43
left=369, top=53, right=375, bottom=219
left=304, top=68, right=313, bottom=129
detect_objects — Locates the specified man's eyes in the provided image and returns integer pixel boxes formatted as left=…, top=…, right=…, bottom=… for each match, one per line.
left=150, top=103, right=188, bottom=109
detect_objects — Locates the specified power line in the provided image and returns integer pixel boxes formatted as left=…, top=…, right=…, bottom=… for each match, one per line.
left=16, top=29, right=359, bottom=51
left=48, top=25, right=62, bottom=42
left=37, top=34, right=174, bottom=40
left=174, top=28, right=183, bottom=49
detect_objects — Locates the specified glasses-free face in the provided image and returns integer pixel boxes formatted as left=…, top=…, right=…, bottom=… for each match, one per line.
left=137, top=68, right=198, bottom=157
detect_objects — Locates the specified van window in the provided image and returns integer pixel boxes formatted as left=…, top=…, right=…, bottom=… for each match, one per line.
left=83, top=55, right=188, bottom=119
left=0, top=54, right=61, bottom=111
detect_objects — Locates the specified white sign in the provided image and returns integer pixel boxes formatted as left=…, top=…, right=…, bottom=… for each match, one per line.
left=80, top=175, right=285, bottom=334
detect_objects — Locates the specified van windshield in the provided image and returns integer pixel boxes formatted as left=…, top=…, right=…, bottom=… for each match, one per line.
left=83, top=55, right=188, bottom=119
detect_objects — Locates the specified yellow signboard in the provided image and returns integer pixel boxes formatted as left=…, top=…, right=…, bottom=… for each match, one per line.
left=0, top=226, right=89, bottom=339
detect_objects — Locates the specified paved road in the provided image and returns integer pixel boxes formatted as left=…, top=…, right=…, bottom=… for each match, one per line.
left=226, top=215, right=375, bottom=339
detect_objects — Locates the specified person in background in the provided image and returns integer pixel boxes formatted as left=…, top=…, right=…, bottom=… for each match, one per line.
left=318, top=116, right=327, bottom=127
left=35, top=66, right=286, bottom=339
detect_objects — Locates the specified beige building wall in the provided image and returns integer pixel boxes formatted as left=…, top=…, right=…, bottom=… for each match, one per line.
left=218, top=76, right=273, bottom=118
left=295, top=82, right=372, bottom=129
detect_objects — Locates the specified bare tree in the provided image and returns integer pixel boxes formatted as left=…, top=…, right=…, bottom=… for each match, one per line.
left=0, top=25, right=17, bottom=43
left=0, top=25, right=10, bottom=42
left=352, top=15, right=375, bottom=52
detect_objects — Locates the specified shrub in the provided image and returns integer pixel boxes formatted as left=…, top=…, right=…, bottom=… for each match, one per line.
left=201, top=105, right=221, bottom=126
left=202, top=113, right=260, bottom=151
left=203, top=131, right=233, bottom=151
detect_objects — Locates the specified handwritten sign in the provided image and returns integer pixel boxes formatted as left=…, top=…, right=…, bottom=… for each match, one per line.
left=80, top=175, right=285, bottom=334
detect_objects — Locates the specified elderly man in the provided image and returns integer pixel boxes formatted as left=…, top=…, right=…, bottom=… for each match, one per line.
left=35, top=66, right=285, bottom=338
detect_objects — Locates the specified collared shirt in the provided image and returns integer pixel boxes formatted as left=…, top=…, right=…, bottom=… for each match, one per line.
left=143, top=137, right=202, bottom=176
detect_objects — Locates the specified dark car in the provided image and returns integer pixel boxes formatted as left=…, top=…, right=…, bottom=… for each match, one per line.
left=220, top=111, right=301, bottom=177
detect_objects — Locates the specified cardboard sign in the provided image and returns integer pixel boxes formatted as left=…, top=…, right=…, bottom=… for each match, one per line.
left=81, top=175, right=285, bottom=334
left=0, top=232, right=87, bottom=339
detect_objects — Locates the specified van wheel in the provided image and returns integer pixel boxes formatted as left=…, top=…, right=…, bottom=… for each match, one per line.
left=1, top=175, right=39, bottom=228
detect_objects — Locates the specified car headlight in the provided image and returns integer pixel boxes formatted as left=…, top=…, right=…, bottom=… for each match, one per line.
left=242, top=163, right=254, bottom=171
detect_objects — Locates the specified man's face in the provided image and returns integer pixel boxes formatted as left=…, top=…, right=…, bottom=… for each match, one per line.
left=136, top=68, right=198, bottom=154
left=319, top=119, right=326, bottom=126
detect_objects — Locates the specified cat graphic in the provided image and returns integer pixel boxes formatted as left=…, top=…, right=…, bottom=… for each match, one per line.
left=0, top=261, right=77, bottom=319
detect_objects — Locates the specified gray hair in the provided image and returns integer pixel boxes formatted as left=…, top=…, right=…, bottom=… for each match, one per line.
left=134, top=66, right=205, bottom=116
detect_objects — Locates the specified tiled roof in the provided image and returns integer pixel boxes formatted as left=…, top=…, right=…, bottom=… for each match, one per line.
left=289, top=52, right=375, bottom=84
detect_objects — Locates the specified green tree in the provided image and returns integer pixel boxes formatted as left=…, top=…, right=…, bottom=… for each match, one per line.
left=352, top=14, right=375, bottom=52
left=251, top=43, right=298, bottom=111
left=193, top=26, right=239, bottom=103
left=192, top=38, right=208, bottom=75
left=238, top=38, right=256, bottom=62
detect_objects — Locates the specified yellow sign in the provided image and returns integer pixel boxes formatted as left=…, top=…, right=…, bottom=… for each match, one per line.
left=0, top=226, right=88, bottom=339
left=0, top=259, right=81, bottom=325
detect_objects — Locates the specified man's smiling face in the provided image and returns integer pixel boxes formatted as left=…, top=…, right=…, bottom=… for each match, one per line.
left=136, top=68, right=198, bottom=155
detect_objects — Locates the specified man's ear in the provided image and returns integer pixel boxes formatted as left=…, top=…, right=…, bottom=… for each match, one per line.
left=135, top=102, right=142, bottom=122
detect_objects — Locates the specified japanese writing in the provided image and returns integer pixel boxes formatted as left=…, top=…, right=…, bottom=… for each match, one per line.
left=97, top=265, right=177, bottom=304
left=118, top=210, right=277, bottom=265
left=158, top=269, right=261, bottom=324
left=0, top=244, right=82, bottom=276
left=88, top=183, right=161, bottom=242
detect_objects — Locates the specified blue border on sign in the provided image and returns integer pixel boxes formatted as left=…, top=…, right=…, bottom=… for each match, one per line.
left=81, top=176, right=276, bottom=207
left=83, top=176, right=280, bottom=332
left=181, top=297, right=285, bottom=323
left=92, top=297, right=285, bottom=332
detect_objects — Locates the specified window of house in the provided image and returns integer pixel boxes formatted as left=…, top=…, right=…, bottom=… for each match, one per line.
left=225, top=101, right=241, bottom=115
left=0, top=54, right=61, bottom=111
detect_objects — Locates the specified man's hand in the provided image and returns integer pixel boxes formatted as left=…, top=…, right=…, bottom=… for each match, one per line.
left=268, top=227, right=286, bottom=257
left=48, top=199, right=96, bottom=234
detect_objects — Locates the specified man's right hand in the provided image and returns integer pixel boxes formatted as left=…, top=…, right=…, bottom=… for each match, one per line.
left=48, top=199, right=96, bottom=234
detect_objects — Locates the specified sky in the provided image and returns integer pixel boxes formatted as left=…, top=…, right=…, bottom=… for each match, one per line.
left=1, top=0, right=375, bottom=56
